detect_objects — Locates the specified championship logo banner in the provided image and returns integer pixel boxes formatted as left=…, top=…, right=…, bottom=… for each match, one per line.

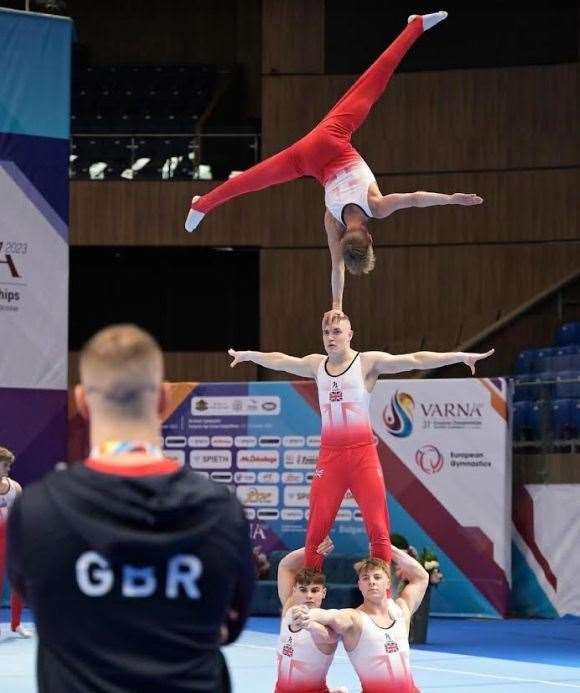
left=0, top=10, right=72, bottom=487
left=162, top=377, right=511, bottom=617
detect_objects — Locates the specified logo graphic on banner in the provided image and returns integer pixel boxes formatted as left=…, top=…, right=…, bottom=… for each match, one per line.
left=415, top=444, right=444, bottom=474
left=162, top=377, right=510, bottom=617
left=383, top=391, right=414, bottom=437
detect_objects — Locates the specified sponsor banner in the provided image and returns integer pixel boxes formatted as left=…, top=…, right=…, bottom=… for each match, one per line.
left=164, top=436, right=186, bottom=448
left=236, top=485, right=279, bottom=507
left=189, top=450, right=232, bottom=470
left=191, top=396, right=280, bottom=416
left=163, top=450, right=185, bottom=465
left=258, top=472, right=280, bottom=484
left=234, top=471, right=256, bottom=484
left=257, top=508, right=280, bottom=521
left=235, top=436, right=257, bottom=448
left=211, top=436, right=233, bottom=448
left=336, top=509, right=353, bottom=522
left=259, top=436, right=281, bottom=447
left=162, top=379, right=511, bottom=617
left=284, top=485, right=311, bottom=508
left=188, top=436, right=210, bottom=448
left=281, top=509, right=304, bottom=521
left=282, top=472, right=304, bottom=484
left=211, top=471, right=233, bottom=484
left=283, top=436, right=305, bottom=447
left=284, top=450, right=318, bottom=470
left=237, top=450, right=279, bottom=470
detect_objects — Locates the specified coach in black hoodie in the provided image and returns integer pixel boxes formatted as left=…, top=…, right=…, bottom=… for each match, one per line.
left=7, top=324, right=254, bottom=693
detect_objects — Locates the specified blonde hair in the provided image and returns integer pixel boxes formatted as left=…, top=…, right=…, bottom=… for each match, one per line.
left=0, top=447, right=15, bottom=464
left=80, top=324, right=163, bottom=418
left=354, top=557, right=391, bottom=578
left=341, top=230, right=376, bottom=275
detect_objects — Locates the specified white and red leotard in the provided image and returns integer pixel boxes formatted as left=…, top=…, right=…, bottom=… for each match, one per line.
left=186, top=18, right=428, bottom=230
left=275, top=612, right=334, bottom=693
left=304, top=354, right=391, bottom=569
left=347, top=601, right=414, bottom=693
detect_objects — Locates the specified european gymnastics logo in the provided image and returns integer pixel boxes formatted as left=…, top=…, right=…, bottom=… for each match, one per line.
left=382, top=391, right=415, bottom=438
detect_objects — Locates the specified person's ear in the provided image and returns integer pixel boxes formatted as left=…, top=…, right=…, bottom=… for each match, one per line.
left=75, top=384, right=90, bottom=421
left=158, top=382, right=171, bottom=419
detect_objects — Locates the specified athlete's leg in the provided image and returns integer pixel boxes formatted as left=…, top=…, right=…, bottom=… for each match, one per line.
left=305, top=448, right=349, bottom=570
left=348, top=445, right=392, bottom=562
left=186, top=144, right=302, bottom=230
left=10, top=589, right=23, bottom=631
left=318, top=13, right=446, bottom=137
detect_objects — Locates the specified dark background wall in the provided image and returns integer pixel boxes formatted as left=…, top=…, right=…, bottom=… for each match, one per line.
left=6, top=0, right=575, bottom=382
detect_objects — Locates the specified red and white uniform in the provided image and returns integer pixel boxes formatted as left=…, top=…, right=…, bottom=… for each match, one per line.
left=0, top=478, right=24, bottom=630
left=324, top=158, right=376, bottom=225
left=187, top=20, right=425, bottom=228
left=305, top=353, right=391, bottom=569
left=317, top=353, right=374, bottom=448
left=0, top=478, right=19, bottom=521
left=275, top=612, right=333, bottom=693
left=347, top=601, right=414, bottom=693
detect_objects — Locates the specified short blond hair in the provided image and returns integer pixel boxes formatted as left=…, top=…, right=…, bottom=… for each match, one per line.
left=0, top=447, right=15, bottom=464
left=80, top=324, right=163, bottom=417
left=341, top=230, right=376, bottom=275
left=354, top=557, right=391, bottom=578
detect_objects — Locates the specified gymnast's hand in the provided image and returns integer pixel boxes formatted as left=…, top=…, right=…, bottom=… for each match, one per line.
left=316, top=536, right=334, bottom=557
left=460, top=349, right=495, bottom=375
left=323, top=308, right=345, bottom=326
left=228, top=348, right=249, bottom=367
left=450, top=193, right=483, bottom=206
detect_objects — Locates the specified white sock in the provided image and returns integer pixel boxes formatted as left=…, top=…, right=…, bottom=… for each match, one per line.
left=408, top=11, right=448, bottom=31
left=185, top=207, right=205, bottom=232
left=13, top=624, right=32, bottom=638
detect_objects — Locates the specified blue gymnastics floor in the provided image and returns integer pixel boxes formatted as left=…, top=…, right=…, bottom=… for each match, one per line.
left=2, top=611, right=579, bottom=691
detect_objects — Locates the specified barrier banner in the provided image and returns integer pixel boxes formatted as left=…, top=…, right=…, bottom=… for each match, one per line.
left=162, top=377, right=511, bottom=617
left=0, top=9, right=72, bottom=485
left=513, top=483, right=580, bottom=617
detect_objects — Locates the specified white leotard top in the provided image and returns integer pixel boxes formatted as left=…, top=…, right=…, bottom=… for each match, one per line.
left=324, top=158, right=376, bottom=225
left=316, top=353, right=374, bottom=447
left=275, top=611, right=334, bottom=692
left=0, top=478, right=19, bottom=522
left=346, top=600, right=414, bottom=693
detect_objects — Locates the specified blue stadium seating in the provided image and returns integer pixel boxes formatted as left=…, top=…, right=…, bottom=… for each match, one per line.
left=550, top=399, right=577, bottom=440
left=556, top=322, right=580, bottom=346
left=512, top=400, right=531, bottom=441
left=554, top=371, right=580, bottom=399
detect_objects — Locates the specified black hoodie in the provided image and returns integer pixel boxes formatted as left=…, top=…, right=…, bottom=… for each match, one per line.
left=7, top=461, right=254, bottom=693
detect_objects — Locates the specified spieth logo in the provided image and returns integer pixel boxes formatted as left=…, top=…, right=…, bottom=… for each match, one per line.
left=383, top=391, right=415, bottom=438
left=384, top=634, right=399, bottom=654
left=329, top=380, right=343, bottom=402
left=282, top=637, right=294, bottom=657
left=415, top=445, right=444, bottom=474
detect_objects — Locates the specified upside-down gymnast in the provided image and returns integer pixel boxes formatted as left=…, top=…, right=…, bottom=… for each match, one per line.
left=186, top=11, right=482, bottom=319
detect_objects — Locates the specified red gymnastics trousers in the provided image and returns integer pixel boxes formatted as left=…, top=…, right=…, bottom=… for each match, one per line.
left=304, top=442, right=391, bottom=570
left=190, top=18, right=425, bottom=215
left=0, top=521, right=24, bottom=631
